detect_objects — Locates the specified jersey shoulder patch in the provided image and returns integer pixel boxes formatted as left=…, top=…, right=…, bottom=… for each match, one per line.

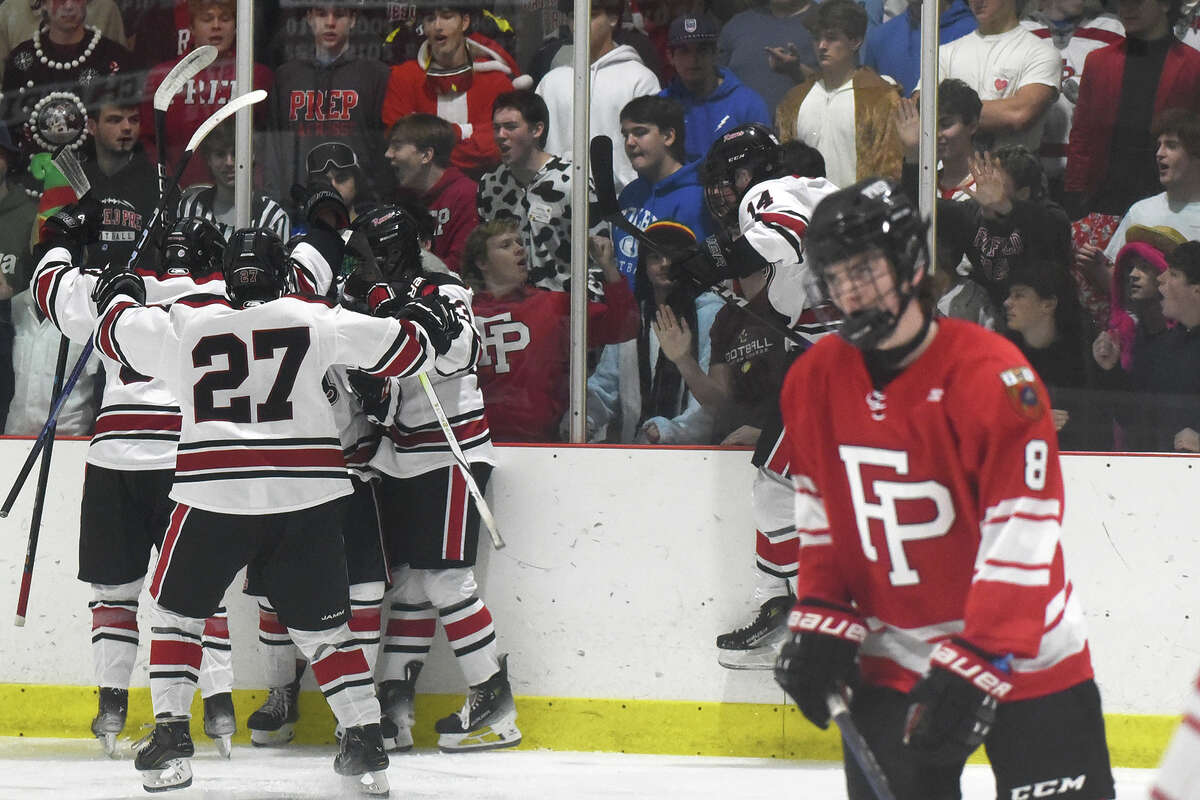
left=997, top=365, right=1045, bottom=421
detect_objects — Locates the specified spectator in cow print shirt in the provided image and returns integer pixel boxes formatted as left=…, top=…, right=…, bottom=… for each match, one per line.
left=477, top=90, right=600, bottom=292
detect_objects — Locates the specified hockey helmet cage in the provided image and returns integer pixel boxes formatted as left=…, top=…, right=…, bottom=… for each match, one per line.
left=223, top=227, right=290, bottom=307
left=350, top=205, right=423, bottom=281
left=163, top=217, right=226, bottom=279
left=700, top=123, right=783, bottom=233
left=806, top=178, right=929, bottom=350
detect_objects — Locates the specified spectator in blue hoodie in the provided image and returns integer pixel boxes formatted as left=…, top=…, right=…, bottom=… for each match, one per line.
left=659, top=14, right=772, bottom=163
left=614, top=95, right=713, bottom=285
left=861, top=0, right=977, bottom=96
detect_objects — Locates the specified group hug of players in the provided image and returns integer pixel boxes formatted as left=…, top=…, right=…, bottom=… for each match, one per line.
left=35, top=118, right=1196, bottom=798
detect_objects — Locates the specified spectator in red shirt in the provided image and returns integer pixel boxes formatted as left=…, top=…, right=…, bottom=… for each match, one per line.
left=140, top=0, right=273, bottom=189
left=464, top=219, right=638, bottom=442
left=386, top=112, right=478, bottom=273
left=381, top=4, right=525, bottom=179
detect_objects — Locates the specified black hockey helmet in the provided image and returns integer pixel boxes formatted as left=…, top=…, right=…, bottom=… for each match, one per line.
left=806, top=178, right=929, bottom=350
left=349, top=204, right=423, bottom=281
left=700, top=123, right=783, bottom=234
left=223, top=227, right=290, bottom=307
left=162, top=217, right=226, bottom=279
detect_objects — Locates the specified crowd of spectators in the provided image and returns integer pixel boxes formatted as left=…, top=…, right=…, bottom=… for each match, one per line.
left=1, top=0, right=1200, bottom=454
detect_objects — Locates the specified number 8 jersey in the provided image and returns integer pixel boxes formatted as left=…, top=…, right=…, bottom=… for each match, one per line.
left=93, top=289, right=438, bottom=515
left=780, top=317, right=1094, bottom=702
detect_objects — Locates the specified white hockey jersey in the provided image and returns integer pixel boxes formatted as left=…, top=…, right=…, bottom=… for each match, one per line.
left=33, top=247, right=226, bottom=471
left=324, top=365, right=381, bottom=481
left=735, top=174, right=841, bottom=337
left=1022, top=14, right=1125, bottom=177
left=93, top=292, right=438, bottom=514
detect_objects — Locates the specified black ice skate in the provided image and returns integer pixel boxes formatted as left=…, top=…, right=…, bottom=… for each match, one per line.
left=435, top=654, right=521, bottom=752
left=202, top=691, right=236, bottom=758
left=377, top=661, right=422, bottom=752
left=716, top=595, right=793, bottom=670
left=334, top=723, right=390, bottom=797
left=247, top=678, right=300, bottom=747
left=134, top=717, right=194, bottom=793
left=91, top=687, right=128, bottom=758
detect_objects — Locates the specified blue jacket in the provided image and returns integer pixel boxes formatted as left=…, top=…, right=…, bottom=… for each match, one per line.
left=614, top=159, right=713, bottom=286
left=862, top=0, right=977, bottom=96
left=660, top=67, right=772, bottom=163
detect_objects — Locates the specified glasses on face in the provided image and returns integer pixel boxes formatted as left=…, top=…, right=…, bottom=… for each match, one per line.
left=306, top=141, right=358, bottom=175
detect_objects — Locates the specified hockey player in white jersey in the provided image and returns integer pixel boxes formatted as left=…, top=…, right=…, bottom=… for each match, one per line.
left=343, top=205, right=521, bottom=753
left=32, top=211, right=239, bottom=756
left=88, top=225, right=462, bottom=794
left=681, top=125, right=840, bottom=668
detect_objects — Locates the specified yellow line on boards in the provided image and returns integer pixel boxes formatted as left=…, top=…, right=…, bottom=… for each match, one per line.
left=0, top=684, right=1177, bottom=768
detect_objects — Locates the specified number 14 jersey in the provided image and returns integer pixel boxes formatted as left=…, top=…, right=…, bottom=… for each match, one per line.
left=780, top=318, right=1094, bottom=702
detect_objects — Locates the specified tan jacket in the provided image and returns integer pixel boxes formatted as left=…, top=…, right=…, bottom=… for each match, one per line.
left=775, top=67, right=903, bottom=184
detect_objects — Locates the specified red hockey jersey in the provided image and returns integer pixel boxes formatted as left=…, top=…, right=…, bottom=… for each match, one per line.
left=780, top=318, right=1093, bottom=702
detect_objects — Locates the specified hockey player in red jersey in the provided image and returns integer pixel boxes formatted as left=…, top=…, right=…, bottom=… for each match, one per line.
left=344, top=205, right=522, bottom=753
left=32, top=212, right=239, bottom=757
left=87, top=225, right=462, bottom=795
left=772, top=178, right=1114, bottom=799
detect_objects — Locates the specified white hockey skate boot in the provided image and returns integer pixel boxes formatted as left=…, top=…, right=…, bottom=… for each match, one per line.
left=716, top=595, right=792, bottom=670
left=377, top=661, right=422, bottom=752
left=91, top=687, right=128, bottom=757
left=435, top=654, right=521, bottom=752
left=247, top=678, right=300, bottom=746
left=334, top=722, right=390, bottom=797
left=134, top=717, right=194, bottom=793
left=202, top=692, right=236, bottom=758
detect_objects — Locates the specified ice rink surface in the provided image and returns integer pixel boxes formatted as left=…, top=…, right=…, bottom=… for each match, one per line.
left=0, top=737, right=1156, bottom=799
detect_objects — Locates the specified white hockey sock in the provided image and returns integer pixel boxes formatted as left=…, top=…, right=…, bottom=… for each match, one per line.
left=752, top=468, right=798, bottom=604
left=293, top=625, right=380, bottom=729
left=147, top=602, right=205, bottom=719
left=256, top=600, right=300, bottom=686
left=377, top=566, right=436, bottom=683
left=90, top=580, right=143, bottom=690
left=349, top=581, right=384, bottom=675
left=420, top=568, right=499, bottom=687
left=198, top=607, right=233, bottom=698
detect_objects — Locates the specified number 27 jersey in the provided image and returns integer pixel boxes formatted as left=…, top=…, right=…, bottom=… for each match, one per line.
left=780, top=318, right=1093, bottom=702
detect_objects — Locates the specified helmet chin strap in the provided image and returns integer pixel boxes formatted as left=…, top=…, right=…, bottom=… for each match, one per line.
left=860, top=292, right=932, bottom=388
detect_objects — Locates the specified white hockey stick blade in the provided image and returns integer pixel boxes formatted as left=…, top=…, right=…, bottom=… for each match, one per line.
left=51, top=147, right=90, bottom=198
left=418, top=372, right=505, bottom=549
left=153, top=45, right=218, bottom=112
left=184, top=89, right=267, bottom=153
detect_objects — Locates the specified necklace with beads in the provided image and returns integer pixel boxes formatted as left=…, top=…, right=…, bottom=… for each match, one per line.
left=32, top=24, right=100, bottom=71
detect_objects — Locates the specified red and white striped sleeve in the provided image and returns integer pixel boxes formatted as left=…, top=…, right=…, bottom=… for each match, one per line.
left=31, top=246, right=100, bottom=343
left=330, top=304, right=437, bottom=380
left=1152, top=669, right=1200, bottom=800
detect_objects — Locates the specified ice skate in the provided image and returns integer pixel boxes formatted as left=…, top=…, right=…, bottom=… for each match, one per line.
left=134, top=717, right=194, bottom=793
left=435, top=654, right=521, bottom=752
left=377, top=661, right=422, bottom=752
left=716, top=595, right=792, bottom=670
left=202, top=692, right=236, bottom=758
left=91, top=687, right=128, bottom=758
left=247, top=678, right=300, bottom=746
left=334, top=723, right=390, bottom=797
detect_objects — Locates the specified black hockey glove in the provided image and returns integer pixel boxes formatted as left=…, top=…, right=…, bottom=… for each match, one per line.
left=670, top=234, right=732, bottom=290
left=42, top=197, right=103, bottom=259
left=91, top=268, right=146, bottom=309
left=291, top=180, right=350, bottom=232
left=342, top=229, right=384, bottom=300
left=903, top=637, right=1009, bottom=765
left=347, top=369, right=393, bottom=423
left=773, top=598, right=866, bottom=729
left=397, top=293, right=462, bottom=356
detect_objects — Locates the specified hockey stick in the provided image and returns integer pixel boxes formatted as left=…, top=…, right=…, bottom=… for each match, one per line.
left=13, top=337, right=69, bottom=625
left=153, top=45, right=219, bottom=210
left=0, top=91, right=269, bottom=516
left=827, top=689, right=898, bottom=800
left=588, top=135, right=816, bottom=349
left=51, top=144, right=91, bottom=199
left=417, top=372, right=505, bottom=550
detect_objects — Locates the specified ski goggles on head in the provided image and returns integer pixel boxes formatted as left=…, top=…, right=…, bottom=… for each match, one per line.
left=305, top=141, right=359, bottom=175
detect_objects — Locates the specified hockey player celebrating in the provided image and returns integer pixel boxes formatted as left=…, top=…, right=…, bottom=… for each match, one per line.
left=346, top=204, right=521, bottom=753
left=85, top=225, right=463, bottom=794
left=686, top=126, right=840, bottom=667
left=772, top=178, right=1114, bottom=799
left=32, top=212, right=239, bottom=757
